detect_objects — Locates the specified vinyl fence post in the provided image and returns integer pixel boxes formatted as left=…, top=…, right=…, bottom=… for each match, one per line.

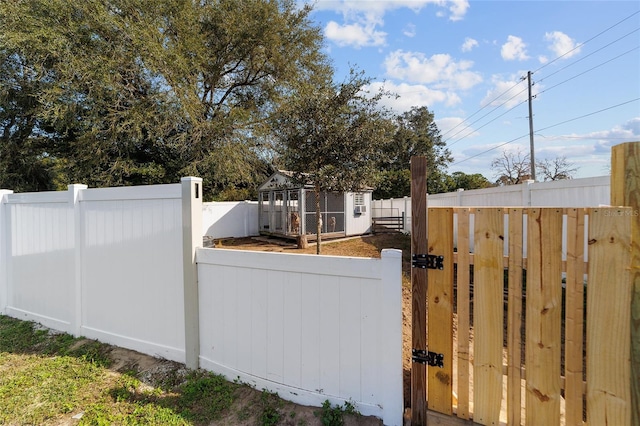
left=456, top=188, right=464, bottom=206
left=182, top=177, right=203, bottom=369
left=0, top=189, right=13, bottom=315
left=69, top=184, right=87, bottom=336
left=611, top=141, right=640, bottom=425
left=523, top=179, right=534, bottom=206
left=381, top=248, right=403, bottom=426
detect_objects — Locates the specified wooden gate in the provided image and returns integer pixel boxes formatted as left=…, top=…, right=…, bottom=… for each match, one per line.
left=412, top=205, right=632, bottom=425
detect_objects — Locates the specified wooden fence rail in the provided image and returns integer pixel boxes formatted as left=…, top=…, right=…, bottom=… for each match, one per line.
left=424, top=206, right=631, bottom=425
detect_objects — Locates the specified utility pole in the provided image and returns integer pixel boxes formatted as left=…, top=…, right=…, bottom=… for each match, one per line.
left=527, top=71, right=536, bottom=181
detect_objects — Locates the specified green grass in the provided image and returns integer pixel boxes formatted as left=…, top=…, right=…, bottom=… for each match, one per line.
left=0, top=315, right=243, bottom=425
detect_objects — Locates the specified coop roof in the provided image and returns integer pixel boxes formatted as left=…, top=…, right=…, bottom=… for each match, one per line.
left=258, top=170, right=374, bottom=192
left=258, top=171, right=312, bottom=191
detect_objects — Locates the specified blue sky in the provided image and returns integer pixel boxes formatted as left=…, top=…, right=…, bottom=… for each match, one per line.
left=306, top=0, right=640, bottom=181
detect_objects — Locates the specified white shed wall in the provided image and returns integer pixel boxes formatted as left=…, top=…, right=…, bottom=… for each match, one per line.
left=345, top=191, right=373, bottom=236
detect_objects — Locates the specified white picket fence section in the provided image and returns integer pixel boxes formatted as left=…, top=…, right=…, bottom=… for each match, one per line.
left=372, top=175, right=611, bottom=233
left=196, top=248, right=403, bottom=423
left=0, top=181, right=404, bottom=425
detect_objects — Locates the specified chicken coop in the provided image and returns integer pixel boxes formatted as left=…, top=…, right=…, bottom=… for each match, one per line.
left=258, top=171, right=372, bottom=239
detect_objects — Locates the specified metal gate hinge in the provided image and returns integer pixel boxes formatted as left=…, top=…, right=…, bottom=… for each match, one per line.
left=412, top=349, right=444, bottom=368
left=411, top=254, right=444, bottom=270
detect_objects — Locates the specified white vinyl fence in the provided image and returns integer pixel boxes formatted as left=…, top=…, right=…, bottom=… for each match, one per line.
left=0, top=181, right=194, bottom=362
left=202, top=201, right=259, bottom=238
left=0, top=180, right=404, bottom=425
left=196, top=248, right=403, bottom=423
left=372, top=175, right=610, bottom=233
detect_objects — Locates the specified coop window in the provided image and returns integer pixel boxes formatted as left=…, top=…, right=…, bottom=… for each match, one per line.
left=354, top=193, right=365, bottom=206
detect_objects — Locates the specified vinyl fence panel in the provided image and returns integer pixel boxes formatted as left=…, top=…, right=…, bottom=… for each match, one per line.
left=196, top=247, right=404, bottom=425
left=79, top=185, right=185, bottom=362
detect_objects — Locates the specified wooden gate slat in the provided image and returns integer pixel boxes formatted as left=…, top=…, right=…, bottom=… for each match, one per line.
left=525, top=208, right=563, bottom=425
left=473, top=208, right=504, bottom=425
left=564, top=208, right=585, bottom=425
left=507, top=208, right=524, bottom=425
left=456, top=208, right=471, bottom=420
left=427, top=207, right=454, bottom=415
left=587, top=207, right=631, bottom=425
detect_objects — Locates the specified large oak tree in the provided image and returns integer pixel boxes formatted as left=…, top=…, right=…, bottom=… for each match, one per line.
left=0, top=0, right=330, bottom=199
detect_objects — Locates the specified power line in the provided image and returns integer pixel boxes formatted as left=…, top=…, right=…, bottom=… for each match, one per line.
left=446, top=19, right=639, bottom=149
left=445, top=86, right=528, bottom=145
left=447, top=97, right=528, bottom=147
left=535, top=98, right=640, bottom=133
left=533, top=9, right=640, bottom=75
left=440, top=78, right=526, bottom=140
left=451, top=98, right=640, bottom=166
left=537, top=46, right=639, bottom=97
left=536, top=27, right=640, bottom=84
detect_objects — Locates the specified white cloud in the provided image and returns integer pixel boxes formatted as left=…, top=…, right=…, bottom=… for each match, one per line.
left=501, top=35, right=529, bottom=61
left=404, top=23, right=416, bottom=38
left=311, top=0, right=469, bottom=21
left=538, top=55, right=548, bottom=64
left=537, top=117, right=640, bottom=148
left=481, top=73, right=534, bottom=109
left=461, top=37, right=478, bottom=52
left=544, top=31, right=581, bottom=59
left=324, top=20, right=387, bottom=47
left=438, top=116, right=479, bottom=141
left=365, top=81, right=461, bottom=112
left=448, top=0, right=470, bottom=21
left=318, top=1, right=470, bottom=48
left=383, top=50, right=483, bottom=90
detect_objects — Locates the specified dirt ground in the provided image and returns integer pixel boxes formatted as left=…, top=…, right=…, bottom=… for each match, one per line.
left=102, top=345, right=383, bottom=426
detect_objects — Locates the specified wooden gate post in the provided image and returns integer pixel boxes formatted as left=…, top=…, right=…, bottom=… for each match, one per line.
left=411, top=156, right=428, bottom=425
left=611, top=141, right=640, bottom=425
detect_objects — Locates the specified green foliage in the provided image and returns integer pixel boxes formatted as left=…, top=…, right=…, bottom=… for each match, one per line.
left=314, top=399, right=360, bottom=426
left=450, top=171, right=493, bottom=190
left=0, top=0, right=329, bottom=199
left=259, top=389, right=283, bottom=426
left=374, top=106, right=455, bottom=197
left=178, top=370, right=236, bottom=421
left=374, top=169, right=411, bottom=199
left=272, top=68, right=394, bottom=194
left=271, top=68, right=394, bottom=252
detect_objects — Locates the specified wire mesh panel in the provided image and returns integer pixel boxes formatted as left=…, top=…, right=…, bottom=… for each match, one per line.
left=259, top=191, right=270, bottom=231
left=303, top=191, right=345, bottom=234
left=286, top=190, right=300, bottom=235
left=273, top=191, right=284, bottom=232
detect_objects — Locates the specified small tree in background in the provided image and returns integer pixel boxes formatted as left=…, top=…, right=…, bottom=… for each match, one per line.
left=271, top=69, right=394, bottom=254
left=491, top=148, right=579, bottom=185
left=536, top=156, right=578, bottom=181
left=450, top=171, right=493, bottom=190
left=374, top=106, right=452, bottom=197
left=491, top=148, right=531, bottom=185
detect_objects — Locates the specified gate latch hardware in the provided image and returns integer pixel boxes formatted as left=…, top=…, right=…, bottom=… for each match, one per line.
left=412, top=349, right=444, bottom=368
left=412, top=254, right=444, bottom=270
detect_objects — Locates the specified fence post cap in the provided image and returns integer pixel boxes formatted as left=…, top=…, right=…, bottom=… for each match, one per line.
left=181, top=176, right=203, bottom=183
left=381, top=248, right=402, bottom=258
